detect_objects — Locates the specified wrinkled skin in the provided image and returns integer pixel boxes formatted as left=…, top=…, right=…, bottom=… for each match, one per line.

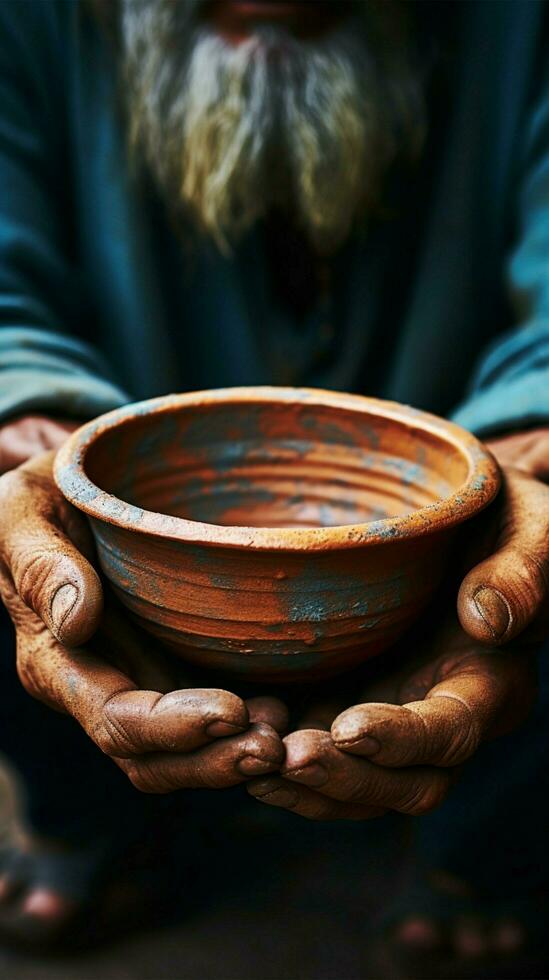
left=0, top=417, right=546, bottom=811
left=247, top=428, right=549, bottom=820
left=0, top=419, right=288, bottom=795
left=0, top=415, right=547, bottom=947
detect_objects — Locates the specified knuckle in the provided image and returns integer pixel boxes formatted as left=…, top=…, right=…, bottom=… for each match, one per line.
left=97, top=702, right=139, bottom=757
left=15, top=550, right=52, bottom=607
left=426, top=696, right=482, bottom=766
left=502, top=548, right=548, bottom=613
left=435, top=714, right=480, bottom=767
left=93, top=724, right=121, bottom=758
left=445, top=723, right=479, bottom=765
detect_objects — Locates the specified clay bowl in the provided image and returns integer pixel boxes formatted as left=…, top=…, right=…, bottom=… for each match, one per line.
left=54, top=387, right=500, bottom=682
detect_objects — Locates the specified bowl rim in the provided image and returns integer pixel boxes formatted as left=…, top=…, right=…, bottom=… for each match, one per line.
left=54, top=386, right=500, bottom=552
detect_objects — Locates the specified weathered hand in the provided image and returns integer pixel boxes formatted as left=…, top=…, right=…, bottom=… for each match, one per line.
left=456, top=428, right=549, bottom=646
left=0, top=450, right=287, bottom=792
left=248, top=427, right=548, bottom=820
left=248, top=614, right=537, bottom=819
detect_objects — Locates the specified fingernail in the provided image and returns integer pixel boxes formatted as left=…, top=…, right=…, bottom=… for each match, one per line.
left=205, top=721, right=246, bottom=738
left=332, top=732, right=380, bottom=755
left=50, top=584, right=78, bottom=634
left=282, top=763, right=328, bottom=787
left=255, top=787, right=299, bottom=808
left=237, top=755, right=277, bottom=776
left=473, top=587, right=511, bottom=640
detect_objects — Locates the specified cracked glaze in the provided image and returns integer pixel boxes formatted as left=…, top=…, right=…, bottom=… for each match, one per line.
left=54, top=387, right=500, bottom=681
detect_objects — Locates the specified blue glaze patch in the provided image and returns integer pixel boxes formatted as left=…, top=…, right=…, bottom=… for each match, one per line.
left=471, top=474, right=488, bottom=491
left=365, top=521, right=401, bottom=538
left=74, top=481, right=100, bottom=504
left=93, top=534, right=140, bottom=592
left=285, top=569, right=407, bottom=623
left=379, top=456, right=425, bottom=487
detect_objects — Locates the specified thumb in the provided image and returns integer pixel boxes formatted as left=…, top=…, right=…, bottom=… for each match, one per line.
left=458, top=468, right=549, bottom=644
left=0, top=466, right=103, bottom=647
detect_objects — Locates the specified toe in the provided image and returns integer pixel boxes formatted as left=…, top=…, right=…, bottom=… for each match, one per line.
left=393, top=915, right=442, bottom=951
left=453, top=916, right=489, bottom=958
left=492, top=917, right=525, bottom=954
left=0, top=887, right=77, bottom=945
left=21, top=887, right=75, bottom=925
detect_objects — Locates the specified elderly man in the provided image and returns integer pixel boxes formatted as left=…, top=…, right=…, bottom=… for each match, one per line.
left=0, top=0, right=547, bottom=960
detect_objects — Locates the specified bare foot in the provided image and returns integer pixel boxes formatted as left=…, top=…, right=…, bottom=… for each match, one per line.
left=0, top=833, right=102, bottom=945
left=391, top=871, right=527, bottom=961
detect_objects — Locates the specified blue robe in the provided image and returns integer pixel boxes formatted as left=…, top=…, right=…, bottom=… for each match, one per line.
left=0, top=0, right=548, bottom=436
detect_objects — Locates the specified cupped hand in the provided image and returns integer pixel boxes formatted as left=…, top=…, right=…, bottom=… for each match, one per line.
left=0, top=450, right=287, bottom=792
left=247, top=613, right=537, bottom=819
left=248, top=427, right=548, bottom=820
left=456, top=429, right=548, bottom=645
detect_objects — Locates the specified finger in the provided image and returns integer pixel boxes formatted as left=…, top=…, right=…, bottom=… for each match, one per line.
left=14, top=602, right=250, bottom=756
left=280, top=730, right=452, bottom=815
left=118, top=722, right=284, bottom=793
left=332, top=650, right=536, bottom=767
left=100, top=688, right=251, bottom=756
left=247, top=776, right=384, bottom=821
left=0, top=462, right=103, bottom=646
left=458, top=469, right=549, bottom=644
left=246, top=696, right=289, bottom=734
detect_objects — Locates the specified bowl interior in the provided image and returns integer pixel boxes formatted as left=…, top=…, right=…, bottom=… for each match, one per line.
left=83, top=399, right=472, bottom=530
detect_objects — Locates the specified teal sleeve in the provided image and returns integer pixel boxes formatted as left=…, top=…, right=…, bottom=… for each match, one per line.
left=451, top=65, right=549, bottom=437
left=0, top=1, right=129, bottom=423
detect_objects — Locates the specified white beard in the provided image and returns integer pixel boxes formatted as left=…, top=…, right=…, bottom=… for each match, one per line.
left=122, top=0, right=426, bottom=254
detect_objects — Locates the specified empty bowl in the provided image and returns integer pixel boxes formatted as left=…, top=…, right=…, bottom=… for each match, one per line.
left=54, top=386, right=500, bottom=681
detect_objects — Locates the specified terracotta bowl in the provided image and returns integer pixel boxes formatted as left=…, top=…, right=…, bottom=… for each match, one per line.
left=54, top=387, right=500, bottom=682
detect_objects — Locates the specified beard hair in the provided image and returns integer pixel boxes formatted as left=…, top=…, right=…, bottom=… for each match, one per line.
left=121, top=0, right=426, bottom=254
